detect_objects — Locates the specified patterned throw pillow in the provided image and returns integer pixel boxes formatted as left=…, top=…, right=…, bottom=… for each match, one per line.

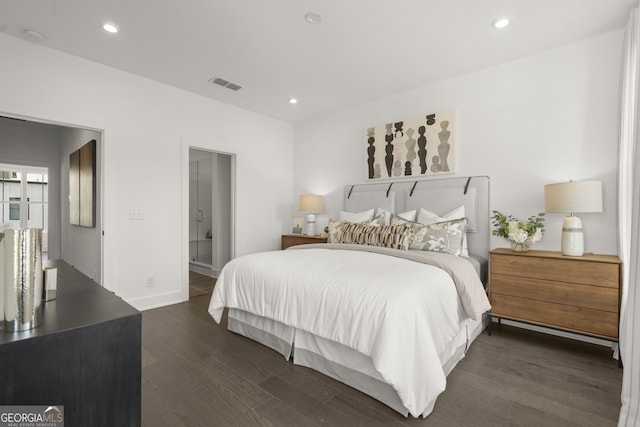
left=417, top=206, right=470, bottom=256
left=367, top=213, right=385, bottom=226
left=374, top=208, right=417, bottom=226
left=327, top=218, right=350, bottom=243
left=327, top=215, right=383, bottom=243
left=391, top=216, right=468, bottom=255
left=338, top=222, right=412, bottom=250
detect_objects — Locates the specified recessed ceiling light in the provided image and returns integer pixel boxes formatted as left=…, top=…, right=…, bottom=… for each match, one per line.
left=102, top=22, right=119, bottom=33
left=304, top=12, right=322, bottom=24
left=492, top=17, right=510, bottom=29
left=289, top=98, right=298, bottom=104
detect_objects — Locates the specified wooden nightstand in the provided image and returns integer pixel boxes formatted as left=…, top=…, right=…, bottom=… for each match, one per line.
left=488, top=248, right=621, bottom=341
left=281, top=234, right=328, bottom=250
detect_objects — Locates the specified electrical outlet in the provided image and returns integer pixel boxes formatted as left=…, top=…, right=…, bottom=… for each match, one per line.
left=146, top=276, right=155, bottom=287
left=129, top=209, right=144, bottom=220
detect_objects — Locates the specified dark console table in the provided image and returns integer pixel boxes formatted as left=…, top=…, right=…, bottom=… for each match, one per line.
left=0, top=260, right=141, bottom=426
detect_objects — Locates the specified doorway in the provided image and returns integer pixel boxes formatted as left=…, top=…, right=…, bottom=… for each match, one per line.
left=188, top=148, right=233, bottom=298
left=0, top=116, right=103, bottom=284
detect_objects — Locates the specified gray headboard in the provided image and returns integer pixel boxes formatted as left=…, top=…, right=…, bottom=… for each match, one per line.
left=343, top=176, right=490, bottom=260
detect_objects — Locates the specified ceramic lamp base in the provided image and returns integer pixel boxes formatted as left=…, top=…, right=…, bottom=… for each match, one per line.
left=561, top=215, right=584, bottom=256
left=304, top=213, right=316, bottom=236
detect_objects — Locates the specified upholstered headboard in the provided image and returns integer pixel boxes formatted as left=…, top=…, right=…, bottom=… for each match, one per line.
left=343, top=176, right=490, bottom=260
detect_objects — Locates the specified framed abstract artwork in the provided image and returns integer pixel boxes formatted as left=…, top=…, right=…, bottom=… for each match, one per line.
left=69, top=139, right=96, bottom=227
left=366, top=111, right=455, bottom=180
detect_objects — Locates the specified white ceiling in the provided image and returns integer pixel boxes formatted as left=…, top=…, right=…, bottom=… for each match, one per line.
left=0, top=0, right=635, bottom=124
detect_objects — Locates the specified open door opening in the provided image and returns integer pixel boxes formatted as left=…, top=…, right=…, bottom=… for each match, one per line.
left=0, top=115, right=103, bottom=285
left=187, top=148, right=233, bottom=299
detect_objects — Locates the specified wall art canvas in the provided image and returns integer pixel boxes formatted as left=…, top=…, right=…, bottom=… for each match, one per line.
left=69, top=139, right=96, bottom=228
left=366, top=111, right=455, bottom=180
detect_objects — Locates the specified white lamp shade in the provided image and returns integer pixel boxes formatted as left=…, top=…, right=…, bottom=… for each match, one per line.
left=544, top=181, right=603, bottom=214
left=299, top=195, right=324, bottom=213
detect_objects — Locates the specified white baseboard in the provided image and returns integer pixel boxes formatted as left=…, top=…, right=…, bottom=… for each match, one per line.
left=126, top=290, right=187, bottom=311
left=189, top=263, right=219, bottom=278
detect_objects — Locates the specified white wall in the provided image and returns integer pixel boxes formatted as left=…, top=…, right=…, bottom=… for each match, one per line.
left=0, top=32, right=294, bottom=310
left=293, top=30, right=623, bottom=256
left=213, top=152, right=232, bottom=273
left=60, top=127, right=102, bottom=283
left=0, top=119, right=62, bottom=259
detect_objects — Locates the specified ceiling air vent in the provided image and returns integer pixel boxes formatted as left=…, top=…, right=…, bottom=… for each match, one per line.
left=209, top=76, right=242, bottom=91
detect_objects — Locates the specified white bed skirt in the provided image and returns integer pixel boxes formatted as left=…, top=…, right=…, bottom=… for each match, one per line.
left=227, top=308, right=487, bottom=418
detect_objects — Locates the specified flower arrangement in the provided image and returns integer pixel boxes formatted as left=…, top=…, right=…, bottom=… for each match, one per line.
left=491, top=210, right=545, bottom=252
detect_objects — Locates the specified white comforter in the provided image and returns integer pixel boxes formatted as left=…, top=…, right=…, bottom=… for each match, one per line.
left=208, top=245, right=490, bottom=417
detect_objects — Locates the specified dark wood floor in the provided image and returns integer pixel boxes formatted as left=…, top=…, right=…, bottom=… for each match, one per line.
left=189, top=271, right=215, bottom=298
left=141, top=294, right=622, bottom=426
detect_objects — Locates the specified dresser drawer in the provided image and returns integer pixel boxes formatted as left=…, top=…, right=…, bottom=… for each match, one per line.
left=491, top=294, right=618, bottom=339
left=491, top=274, right=618, bottom=313
left=491, top=254, right=619, bottom=288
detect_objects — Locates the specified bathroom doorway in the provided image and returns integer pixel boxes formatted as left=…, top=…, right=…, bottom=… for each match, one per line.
left=188, top=148, right=233, bottom=298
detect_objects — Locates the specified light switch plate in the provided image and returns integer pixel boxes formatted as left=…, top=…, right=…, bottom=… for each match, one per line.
left=129, top=208, right=143, bottom=220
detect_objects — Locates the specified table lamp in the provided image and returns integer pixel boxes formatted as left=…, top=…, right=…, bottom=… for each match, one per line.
left=544, top=180, right=603, bottom=256
left=299, top=195, right=324, bottom=236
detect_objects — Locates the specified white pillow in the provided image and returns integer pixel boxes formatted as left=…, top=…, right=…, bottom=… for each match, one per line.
left=417, top=206, right=470, bottom=257
left=339, top=209, right=375, bottom=223
left=375, top=208, right=417, bottom=226
left=398, top=209, right=417, bottom=222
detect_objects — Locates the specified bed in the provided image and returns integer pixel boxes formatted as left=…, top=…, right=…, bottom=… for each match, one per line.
left=208, top=176, right=491, bottom=418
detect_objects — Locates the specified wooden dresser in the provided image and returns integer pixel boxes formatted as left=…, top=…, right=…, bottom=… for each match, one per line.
left=281, top=234, right=328, bottom=250
left=489, top=248, right=621, bottom=341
